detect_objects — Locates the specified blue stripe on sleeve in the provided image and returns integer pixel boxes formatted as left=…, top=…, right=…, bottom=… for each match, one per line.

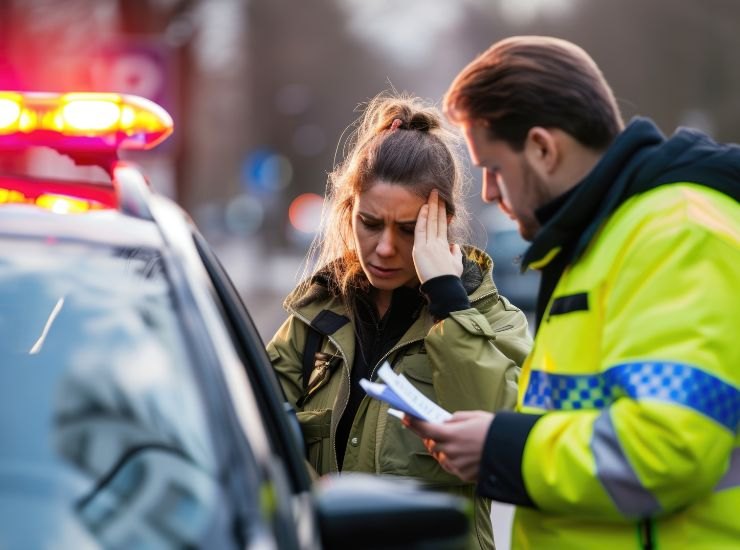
left=523, top=362, right=740, bottom=431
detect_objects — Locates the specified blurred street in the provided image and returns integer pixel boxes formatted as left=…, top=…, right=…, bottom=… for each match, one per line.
left=218, top=240, right=303, bottom=341
left=3, top=0, right=738, bottom=343
left=2, top=1, right=740, bottom=549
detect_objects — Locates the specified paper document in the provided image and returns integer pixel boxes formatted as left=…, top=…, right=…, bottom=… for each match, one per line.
left=359, top=361, right=452, bottom=423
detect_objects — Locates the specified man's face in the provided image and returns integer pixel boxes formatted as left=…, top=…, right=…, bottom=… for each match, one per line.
left=461, top=121, right=550, bottom=241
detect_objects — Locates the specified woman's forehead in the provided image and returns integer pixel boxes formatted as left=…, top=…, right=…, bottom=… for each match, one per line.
left=355, top=181, right=425, bottom=219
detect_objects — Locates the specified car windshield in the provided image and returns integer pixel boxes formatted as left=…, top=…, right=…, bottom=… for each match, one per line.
left=0, top=236, right=228, bottom=548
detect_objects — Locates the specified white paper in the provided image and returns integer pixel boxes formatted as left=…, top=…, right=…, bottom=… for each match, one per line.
left=359, top=361, right=452, bottom=423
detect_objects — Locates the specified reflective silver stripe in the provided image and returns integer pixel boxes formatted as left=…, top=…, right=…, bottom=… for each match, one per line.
left=591, top=411, right=662, bottom=518
left=716, top=447, right=740, bottom=491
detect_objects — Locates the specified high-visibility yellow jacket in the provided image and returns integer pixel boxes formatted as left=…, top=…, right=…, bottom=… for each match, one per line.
left=477, top=118, right=740, bottom=549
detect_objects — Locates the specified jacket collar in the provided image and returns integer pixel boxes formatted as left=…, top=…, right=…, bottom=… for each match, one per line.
left=378, top=246, right=499, bottom=351
left=523, top=116, right=740, bottom=271
left=288, top=245, right=497, bottom=348
left=522, top=117, right=664, bottom=270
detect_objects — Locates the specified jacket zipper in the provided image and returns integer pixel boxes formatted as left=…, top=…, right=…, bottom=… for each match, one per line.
left=638, top=518, right=654, bottom=550
left=370, top=337, right=423, bottom=380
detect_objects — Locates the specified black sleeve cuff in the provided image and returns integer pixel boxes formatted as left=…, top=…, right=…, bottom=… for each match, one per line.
left=420, top=275, right=471, bottom=320
left=476, top=411, right=542, bottom=507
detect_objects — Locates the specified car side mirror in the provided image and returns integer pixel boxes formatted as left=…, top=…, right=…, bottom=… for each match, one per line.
left=315, top=473, right=470, bottom=549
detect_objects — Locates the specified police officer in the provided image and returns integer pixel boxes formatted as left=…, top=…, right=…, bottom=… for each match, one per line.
left=406, top=35, right=740, bottom=549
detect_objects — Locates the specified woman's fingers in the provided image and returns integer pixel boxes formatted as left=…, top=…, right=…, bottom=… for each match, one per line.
left=437, top=194, right=447, bottom=239
left=412, top=189, right=462, bottom=282
left=415, top=203, right=428, bottom=243
left=416, top=189, right=449, bottom=245
left=426, top=189, right=438, bottom=240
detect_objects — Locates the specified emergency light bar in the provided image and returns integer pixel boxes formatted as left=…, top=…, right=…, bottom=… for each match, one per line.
left=0, top=91, right=173, bottom=151
left=0, top=177, right=117, bottom=212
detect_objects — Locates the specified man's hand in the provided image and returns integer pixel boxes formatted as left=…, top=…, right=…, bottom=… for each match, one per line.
left=413, top=189, right=463, bottom=283
left=403, top=410, right=494, bottom=482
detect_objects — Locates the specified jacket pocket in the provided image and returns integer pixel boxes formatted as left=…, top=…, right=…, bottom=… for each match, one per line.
left=399, top=355, right=436, bottom=398
left=378, top=423, right=466, bottom=487
left=296, top=408, right=333, bottom=474
left=383, top=356, right=457, bottom=485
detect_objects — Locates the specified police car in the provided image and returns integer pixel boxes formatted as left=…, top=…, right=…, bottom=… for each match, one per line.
left=0, top=91, right=468, bottom=549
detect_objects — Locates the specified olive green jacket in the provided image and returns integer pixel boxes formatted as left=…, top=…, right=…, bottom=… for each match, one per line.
left=267, top=247, right=532, bottom=549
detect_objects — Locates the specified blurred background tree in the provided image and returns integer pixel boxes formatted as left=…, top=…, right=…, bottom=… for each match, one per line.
left=1, top=0, right=738, bottom=339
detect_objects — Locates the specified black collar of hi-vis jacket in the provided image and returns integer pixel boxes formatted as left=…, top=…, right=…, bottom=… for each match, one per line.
left=522, top=116, right=740, bottom=329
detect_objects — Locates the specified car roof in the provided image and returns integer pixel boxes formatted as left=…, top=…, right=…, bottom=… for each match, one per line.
left=0, top=197, right=165, bottom=249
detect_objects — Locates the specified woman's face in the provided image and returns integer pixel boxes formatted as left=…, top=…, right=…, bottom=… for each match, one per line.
left=352, top=181, right=426, bottom=292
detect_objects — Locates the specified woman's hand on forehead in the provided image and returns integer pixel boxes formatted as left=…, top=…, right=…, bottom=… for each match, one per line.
left=412, top=190, right=463, bottom=283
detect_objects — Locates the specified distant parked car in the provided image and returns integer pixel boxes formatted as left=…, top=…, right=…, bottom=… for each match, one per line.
left=487, top=228, right=540, bottom=314
left=0, top=90, right=469, bottom=549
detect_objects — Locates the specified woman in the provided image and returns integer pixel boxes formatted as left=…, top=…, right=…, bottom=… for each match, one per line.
left=267, top=93, right=532, bottom=549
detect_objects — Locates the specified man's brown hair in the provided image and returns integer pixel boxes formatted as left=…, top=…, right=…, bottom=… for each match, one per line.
left=444, top=36, right=624, bottom=151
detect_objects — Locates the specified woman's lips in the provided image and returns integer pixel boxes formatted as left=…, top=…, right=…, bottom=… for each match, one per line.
left=368, top=264, right=400, bottom=278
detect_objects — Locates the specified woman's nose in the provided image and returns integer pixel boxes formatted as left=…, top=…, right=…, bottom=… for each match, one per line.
left=375, top=228, right=396, bottom=257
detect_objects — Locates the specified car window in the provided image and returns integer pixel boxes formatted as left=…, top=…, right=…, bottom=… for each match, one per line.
left=0, top=237, right=239, bottom=549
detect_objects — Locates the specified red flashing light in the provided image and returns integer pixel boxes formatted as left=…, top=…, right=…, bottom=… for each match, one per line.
left=0, top=177, right=117, bottom=212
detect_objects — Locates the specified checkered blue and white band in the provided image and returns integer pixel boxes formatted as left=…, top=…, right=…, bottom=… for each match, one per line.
left=523, top=361, right=740, bottom=432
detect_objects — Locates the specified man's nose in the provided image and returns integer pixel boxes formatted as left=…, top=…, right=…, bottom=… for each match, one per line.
left=481, top=170, right=501, bottom=204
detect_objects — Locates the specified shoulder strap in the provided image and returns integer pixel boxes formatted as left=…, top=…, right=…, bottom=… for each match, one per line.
left=302, top=310, right=350, bottom=390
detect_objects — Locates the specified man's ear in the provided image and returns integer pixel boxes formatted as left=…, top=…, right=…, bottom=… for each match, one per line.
left=524, top=126, right=559, bottom=176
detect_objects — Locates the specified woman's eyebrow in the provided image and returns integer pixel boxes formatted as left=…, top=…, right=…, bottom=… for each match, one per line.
left=358, top=211, right=417, bottom=225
